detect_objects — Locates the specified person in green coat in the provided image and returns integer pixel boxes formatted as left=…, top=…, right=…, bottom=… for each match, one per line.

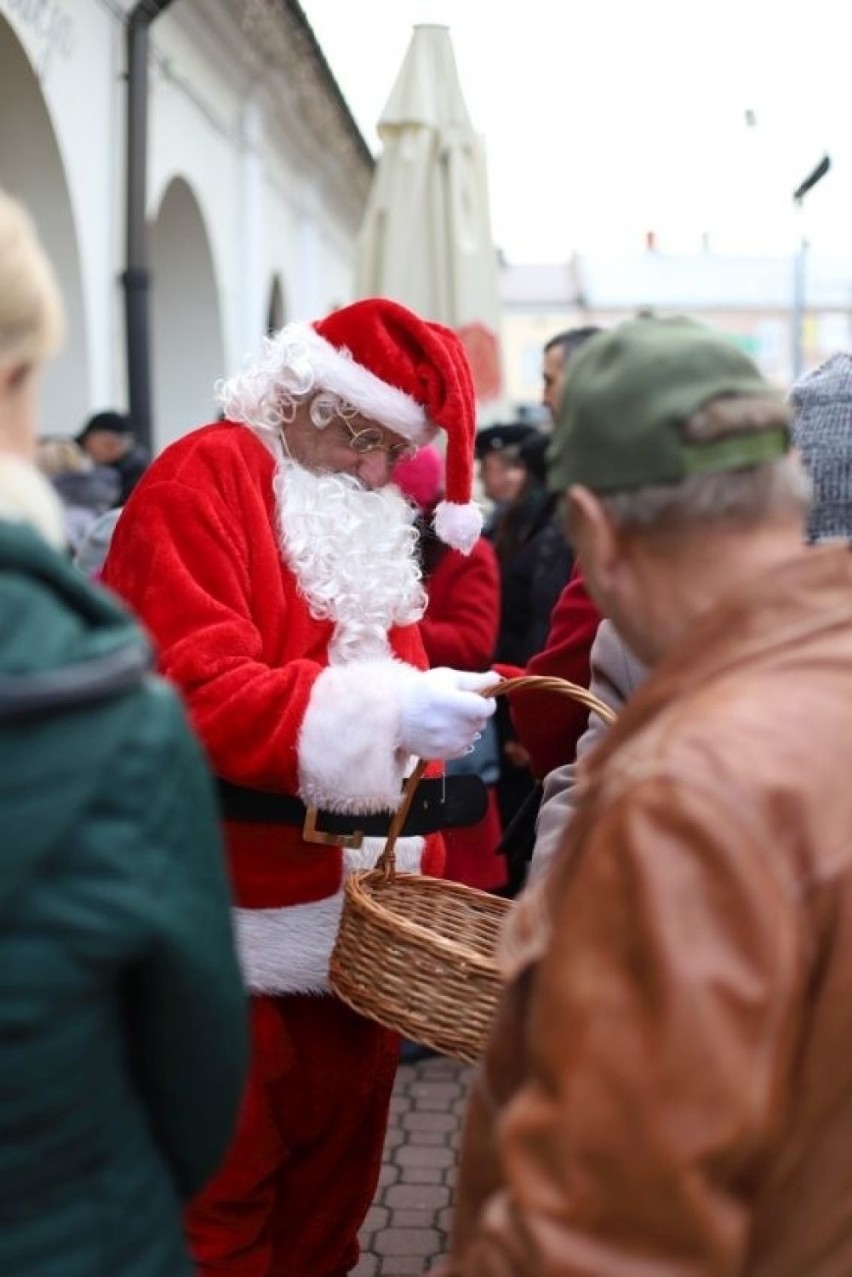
left=0, top=191, right=248, bottom=1274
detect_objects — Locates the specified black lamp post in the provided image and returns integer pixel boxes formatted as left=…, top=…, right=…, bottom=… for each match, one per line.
left=122, top=0, right=178, bottom=454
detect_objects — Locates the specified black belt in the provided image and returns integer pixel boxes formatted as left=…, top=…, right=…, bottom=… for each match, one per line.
left=216, top=775, right=488, bottom=850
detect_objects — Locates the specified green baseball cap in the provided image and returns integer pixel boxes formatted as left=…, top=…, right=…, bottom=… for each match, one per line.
left=547, top=317, right=790, bottom=494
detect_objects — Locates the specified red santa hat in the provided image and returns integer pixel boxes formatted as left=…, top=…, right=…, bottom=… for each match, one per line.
left=295, top=298, right=481, bottom=553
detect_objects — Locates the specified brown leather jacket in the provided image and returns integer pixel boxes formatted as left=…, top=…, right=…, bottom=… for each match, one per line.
left=447, top=545, right=852, bottom=1277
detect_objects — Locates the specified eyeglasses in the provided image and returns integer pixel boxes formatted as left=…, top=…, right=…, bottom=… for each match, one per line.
left=340, top=418, right=418, bottom=463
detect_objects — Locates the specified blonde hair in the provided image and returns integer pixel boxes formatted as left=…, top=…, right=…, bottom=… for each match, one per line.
left=0, top=189, right=64, bottom=366
left=34, top=436, right=91, bottom=478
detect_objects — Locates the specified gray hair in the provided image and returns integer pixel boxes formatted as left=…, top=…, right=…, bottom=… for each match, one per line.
left=217, top=326, right=353, bottom=436
left=600, top=457, right=811, bottom=531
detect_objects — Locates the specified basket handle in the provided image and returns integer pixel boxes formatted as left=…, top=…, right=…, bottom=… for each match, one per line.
left=375, top=674, right=617, bottom=880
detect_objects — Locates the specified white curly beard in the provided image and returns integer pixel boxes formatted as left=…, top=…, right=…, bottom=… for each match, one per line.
left=274, top=459, right=427, bottom=664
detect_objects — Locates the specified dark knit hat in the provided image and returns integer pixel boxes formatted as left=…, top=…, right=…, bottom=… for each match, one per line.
left=790, top=352, right=852, bottom=542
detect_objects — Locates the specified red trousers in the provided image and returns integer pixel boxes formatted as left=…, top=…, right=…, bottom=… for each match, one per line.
left=186, top=993, right=399, bottom=1276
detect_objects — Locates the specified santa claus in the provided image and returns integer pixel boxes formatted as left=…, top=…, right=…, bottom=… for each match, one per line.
left=101, top=298, right=498, bottom=1277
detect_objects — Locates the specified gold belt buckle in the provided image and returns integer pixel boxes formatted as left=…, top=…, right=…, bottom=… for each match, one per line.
left=302, top=806, right=365, bottom=850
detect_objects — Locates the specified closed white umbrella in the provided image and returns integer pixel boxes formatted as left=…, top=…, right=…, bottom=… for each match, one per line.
left=356, top=24, right=503, bottom=405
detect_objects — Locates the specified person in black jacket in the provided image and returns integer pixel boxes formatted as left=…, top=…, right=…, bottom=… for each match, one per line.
left=486, top=428, right=574, bottom=830
left=491, top=430, right=574, bottom=665
left=77, top=409, right=149, bottom=504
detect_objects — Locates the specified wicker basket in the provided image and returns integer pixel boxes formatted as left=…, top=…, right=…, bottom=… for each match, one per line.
left=329, top=675, right=616, bottom=1064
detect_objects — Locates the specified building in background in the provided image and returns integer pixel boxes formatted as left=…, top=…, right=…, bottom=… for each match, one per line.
left=0, top=0, right=372, bottom=450
left=501, top=251, right=852, bottom=414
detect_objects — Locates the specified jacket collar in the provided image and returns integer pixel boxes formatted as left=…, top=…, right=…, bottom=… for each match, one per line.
left=587, top=543, right=852, bottom=786
left=0, top=454, right=66, bottom=550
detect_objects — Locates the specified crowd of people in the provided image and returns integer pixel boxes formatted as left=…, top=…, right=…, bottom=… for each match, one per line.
left=5, top=177, right=852, bottom=1277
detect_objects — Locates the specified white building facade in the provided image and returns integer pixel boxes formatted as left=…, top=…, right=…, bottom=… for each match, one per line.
left=0, top=0, right=373, bottom=449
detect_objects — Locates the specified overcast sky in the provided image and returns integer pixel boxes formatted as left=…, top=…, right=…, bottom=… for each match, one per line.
left=300, top=0, right=850, bottom=263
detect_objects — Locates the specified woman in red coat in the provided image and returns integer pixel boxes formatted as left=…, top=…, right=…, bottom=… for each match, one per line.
left=395, top=448, right=506, bottom=891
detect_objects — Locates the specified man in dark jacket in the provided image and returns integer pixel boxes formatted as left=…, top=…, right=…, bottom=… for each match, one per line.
left=0, top=187, right=247, bottom=1277
left=509, top=326, right=606, bottom=782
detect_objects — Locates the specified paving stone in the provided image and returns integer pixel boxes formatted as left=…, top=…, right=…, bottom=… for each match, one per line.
left=410, top=1082, right=463, bottom=1102
left=384, top=1183, right=450, bottom=1210
left=373, top=1227, right=442, bottom=1256
left=411, top=1098, right=459, bottom=1113
left=362, top=1205, right=390, bottom=1233
left=396, top=1144, right=455, bottom=1169
left=390, top=1208, right=439, bottom=1228
left=401, top=1111, right=457, bottom=1132
left=377, top=1162, right=401, bottom=1188
left=408, top=1129, right=454, bottom=1147
left=399, top=1164, right=445, bottom=1185
left=380, top=1257, right=433, bottom=1275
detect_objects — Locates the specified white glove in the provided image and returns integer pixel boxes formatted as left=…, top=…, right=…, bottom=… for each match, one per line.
left=398, top=667, right=501, bottom=761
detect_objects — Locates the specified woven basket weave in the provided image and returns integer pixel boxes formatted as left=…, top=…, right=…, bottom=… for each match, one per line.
left=329, top=675, right=616, bottom=1063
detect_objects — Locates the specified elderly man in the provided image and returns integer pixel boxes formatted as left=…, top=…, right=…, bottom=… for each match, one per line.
left=101, top=298, right=498, bottom=1277
left=444, top=317, right=852, bottom=1276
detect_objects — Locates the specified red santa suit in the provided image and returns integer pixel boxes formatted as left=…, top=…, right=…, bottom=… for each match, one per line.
left=101, top=300, right=492, bottom=1277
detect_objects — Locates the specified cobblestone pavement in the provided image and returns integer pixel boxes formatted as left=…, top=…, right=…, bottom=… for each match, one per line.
left=352, top=1055, right=473, bottom=1277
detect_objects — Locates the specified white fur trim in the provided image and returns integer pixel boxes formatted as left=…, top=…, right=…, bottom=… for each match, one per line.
left=233, top=894, right=344, bottom=995
left=232, top=836, right=424, bottom=994
left=298, top=659, right=420, bottom=813
left=433, top=500, right=483, bottom=554
left=343, top=834, right=424, bottom=873
left=0, top=455, right=67, bottom=550
left=296, top=323, right=431, bottom=444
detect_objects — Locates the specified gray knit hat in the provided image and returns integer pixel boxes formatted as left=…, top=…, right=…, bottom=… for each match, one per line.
left=790, top=352, right=852, bottom=543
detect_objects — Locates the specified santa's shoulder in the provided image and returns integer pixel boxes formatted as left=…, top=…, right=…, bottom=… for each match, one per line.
left=141, top=420, right=274, bottom=491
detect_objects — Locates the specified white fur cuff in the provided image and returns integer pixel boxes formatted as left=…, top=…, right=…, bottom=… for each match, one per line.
left=298, top=659, right=421, bottom=814
left=233, top=838, right=424, bottom=995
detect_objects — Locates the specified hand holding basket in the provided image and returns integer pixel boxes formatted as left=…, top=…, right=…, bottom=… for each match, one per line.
left=329, top=675, right=616, bottom=1063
